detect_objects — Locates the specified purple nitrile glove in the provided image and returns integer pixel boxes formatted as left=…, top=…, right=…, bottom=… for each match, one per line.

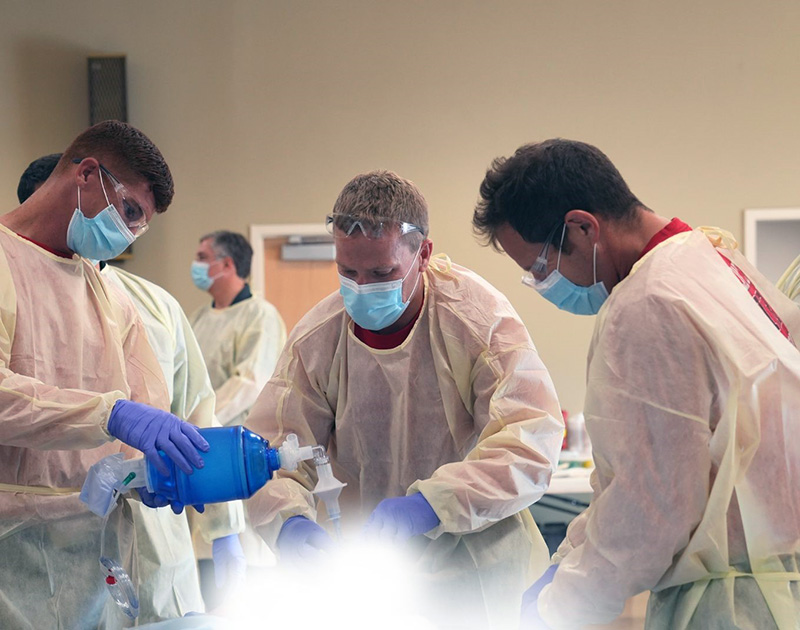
left=363, top=492, right=440, bottom=543
left=108, top=399, right=209, bottom=476
left=520, top=564, right=557, bottom=629
left=276, top=515, right=334, bottom=563
left=135, top=487, right=204, bottom=515
left=212, top=534, right=247, bottom=590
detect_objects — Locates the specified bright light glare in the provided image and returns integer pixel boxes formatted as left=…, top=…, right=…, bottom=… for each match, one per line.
left=220, top=539, right=440, bottom=630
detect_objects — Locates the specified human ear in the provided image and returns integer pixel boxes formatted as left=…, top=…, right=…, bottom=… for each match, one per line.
left=74, top=158, right=100, bottom=188
left=419, top=239, right=433, bottom=271
left=564, top=210, right=599, bottom=242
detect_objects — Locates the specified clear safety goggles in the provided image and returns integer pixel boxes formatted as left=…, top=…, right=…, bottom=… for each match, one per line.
left=522, top=221, right=565, bottom=287
left=325, top=213, right=423, bottom=239
left=72, top=158, right=150, bottom=237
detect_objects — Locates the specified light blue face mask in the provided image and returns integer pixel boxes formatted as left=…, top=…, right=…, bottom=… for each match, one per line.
left=339, top=247, right=421, bottom=330
left=525, top=224, right=609, bottom=316
left=66, top=171, right=135, bottom=261
left=191, top=261, right=214, bottom=290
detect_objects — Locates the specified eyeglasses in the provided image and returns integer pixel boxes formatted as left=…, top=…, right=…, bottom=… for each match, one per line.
left=72, top=158, right=150, bottom=237
left=522, top=222, right=564, bottom=287
left=325, top=213, right=423, bottom=240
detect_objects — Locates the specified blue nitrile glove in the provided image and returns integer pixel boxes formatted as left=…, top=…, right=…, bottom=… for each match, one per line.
left=363, top=492, right=440, bottom=543
left=135, top=487, right=204, bottom=515
left=276, top=515, right=334, bottom=563
left=212, top=534, right=247, bottom=590
left=520, top=564, right=557, bottom=629
left=108, top=399, right=209, bottom=476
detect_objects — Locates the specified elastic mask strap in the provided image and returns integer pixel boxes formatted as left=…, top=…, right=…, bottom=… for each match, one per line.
left=593, top=243, right=598, bottom=284
left=98, top=168, right=111, bottom=207
left=77, top=169, right=111, bottom=214
left=400, top=245, right=424, bottom=304
left=556, top=223, right=567, bottom=270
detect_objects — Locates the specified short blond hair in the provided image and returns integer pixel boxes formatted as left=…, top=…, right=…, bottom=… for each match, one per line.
left=332, top=170, right=429, bottom=249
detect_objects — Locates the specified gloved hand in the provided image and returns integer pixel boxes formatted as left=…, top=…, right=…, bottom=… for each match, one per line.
left=363, top=492, right=439, bottom=543
left=136, top=487, right=204, bottom=515
left=108, top=399, right=209, bottom=476
left=276, top=515, right=334, bottom=563
left=520, top=564, right=557, bottom=629
left=212, top=534, right=247, bottom=590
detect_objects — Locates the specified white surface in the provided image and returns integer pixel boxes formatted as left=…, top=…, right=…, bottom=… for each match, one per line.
left=547, top=467, right=593, bottom=495
left=743, top=208, right=800, bottom=283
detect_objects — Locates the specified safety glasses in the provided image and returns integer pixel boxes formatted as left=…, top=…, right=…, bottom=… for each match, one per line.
left=325, top=213, right=423, bottom=240
left=522, top=221, right=565, bottom=287
left=72, top=158, right=150, bottom=237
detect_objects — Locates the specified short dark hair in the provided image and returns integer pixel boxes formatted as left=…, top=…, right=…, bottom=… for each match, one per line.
left=473, top=139, right=643, bottom=250
left=17, top=153, right=62, bottom=203
left=59, top=120, right=174, bottom=213
left=202, top=231, right=253, bottom=279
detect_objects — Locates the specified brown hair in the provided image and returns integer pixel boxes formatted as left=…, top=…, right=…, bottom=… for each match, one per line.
left=59, top=120, right=174, bottom=213
left=332, top=170, right=429, bottom=249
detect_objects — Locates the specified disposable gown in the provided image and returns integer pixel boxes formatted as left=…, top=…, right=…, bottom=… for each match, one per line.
left=245, top=256, right=564, bottom=629
left=539, top=229, right=800, bottom=629
left=190, top=295, right=286, bottom=565
left=103, top=266, right=245, bottom=619
left=0, top=224, right=168, bottom=629
left=190, top=295, right=286, bottom=426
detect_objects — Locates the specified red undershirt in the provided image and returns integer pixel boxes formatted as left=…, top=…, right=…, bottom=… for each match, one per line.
left=637, top=217, right=692, bottom=260
left=637, top=217, right=792, bottom=342
left=354, top=289, right=425, bottom=350
left=17, top=233, right=72, bottom=259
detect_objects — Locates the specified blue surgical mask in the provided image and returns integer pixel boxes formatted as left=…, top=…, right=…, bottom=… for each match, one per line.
left=339, top=247, right=422, bottom=330
left=526, top=224, right=609, bottom=316
left=66, top=171, right=135, bottom=261
left=191, top=261, right=214, bottom=291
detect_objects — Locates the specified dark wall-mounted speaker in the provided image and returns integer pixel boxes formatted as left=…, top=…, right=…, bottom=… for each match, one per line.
left=88, top=56, right=127, bottom=125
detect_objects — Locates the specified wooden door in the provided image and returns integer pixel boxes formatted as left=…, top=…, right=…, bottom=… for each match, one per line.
left=262, top=237, right=340, bottom=333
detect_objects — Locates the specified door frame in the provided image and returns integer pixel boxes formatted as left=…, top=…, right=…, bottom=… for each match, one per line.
left=248, top=223, right=330, bottom=297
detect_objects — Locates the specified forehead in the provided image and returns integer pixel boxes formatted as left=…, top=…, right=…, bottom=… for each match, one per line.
left=495, top=223, right=540, bottom=269
left=196, top=239, right=217, bottom=257
left=334, top=232, right=407, bottom=267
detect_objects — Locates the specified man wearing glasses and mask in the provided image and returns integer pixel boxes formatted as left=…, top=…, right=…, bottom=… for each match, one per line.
left=0, top=121, right=208, bottom=628
left=474, top=139, right=800, bottom=630
left=245, top=170, right=564, bottom=629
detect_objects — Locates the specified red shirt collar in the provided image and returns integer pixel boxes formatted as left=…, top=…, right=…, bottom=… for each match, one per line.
left=17, top=233, right=73, bottom=259
left=638, top=217, right=692, bottom=260
left=354, top=294, right=424, bottom=350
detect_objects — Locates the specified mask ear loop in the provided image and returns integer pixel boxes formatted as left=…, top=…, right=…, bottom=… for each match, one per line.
left=556, top=223, right=567, bottom=271
left=593, top=243, right=599, bottom=284
left=401, top=244, right=424, bottom=305
left=76, top=167, right=112, bottom=215
left=97, top=168, right=111, bottom=207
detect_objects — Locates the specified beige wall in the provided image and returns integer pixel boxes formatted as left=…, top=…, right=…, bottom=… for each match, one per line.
left=2, top=1, right=800, bottom=413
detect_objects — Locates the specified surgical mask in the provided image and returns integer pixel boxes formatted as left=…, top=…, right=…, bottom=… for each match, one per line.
left=524, top=224, right=609, bottom=315
left=339, top=247, right=422, bottom=330
left=66, top=170, right=135, bottom=261
left=191, top=261, right=215, bottom=290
